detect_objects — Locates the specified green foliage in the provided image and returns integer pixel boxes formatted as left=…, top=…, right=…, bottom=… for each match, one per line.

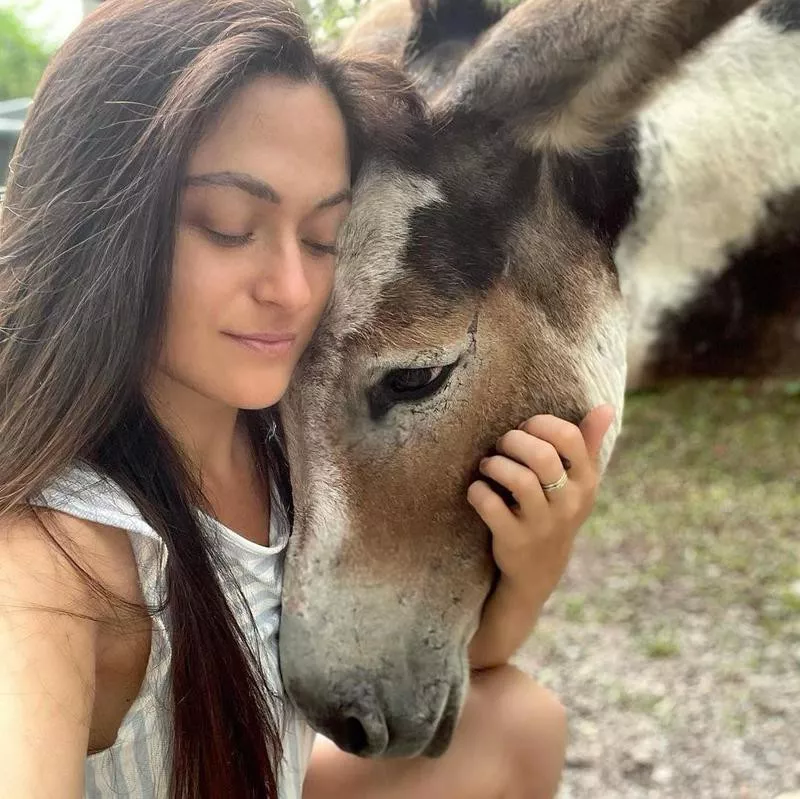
left=0, top=6, right=52, bottom=101
left=303, top=0, right=368, bottom=43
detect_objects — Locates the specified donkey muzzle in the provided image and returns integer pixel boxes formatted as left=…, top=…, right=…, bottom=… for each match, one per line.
left=279, top=610, right=468, bottom=758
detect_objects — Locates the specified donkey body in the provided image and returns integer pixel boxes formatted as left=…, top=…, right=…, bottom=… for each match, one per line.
left=279, top=0, right=770, bottom=760
left=342, top=0, right=800, bottom=387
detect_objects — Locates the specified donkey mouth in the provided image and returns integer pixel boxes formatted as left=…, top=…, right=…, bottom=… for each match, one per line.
left=279, top=611, right=472, bottom=757
left=381, top=677, right=465, bottom=758
left=420, top=684, right=462, bottom=757
left=307, top=681, right=463, bottom=759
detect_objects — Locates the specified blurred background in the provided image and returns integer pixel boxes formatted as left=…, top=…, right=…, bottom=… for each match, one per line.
left=0, top=2, right=797, bottom=798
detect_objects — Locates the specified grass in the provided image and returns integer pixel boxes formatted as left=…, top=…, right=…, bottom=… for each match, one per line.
left=520, top=379, right=800, bottom=794
left=552, top=379, right=800, bottom=641
left=639, top=629, right=681, bottom=659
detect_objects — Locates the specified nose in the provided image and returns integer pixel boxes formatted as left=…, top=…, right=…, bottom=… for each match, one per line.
left=254, top=239, right=312, bottom=312
left=317, top=698, right=389, bottom=757
left=286, top=670, right=461, bottom=758
left=282, top=657, right=463, bottom=757
left=280, top=611, right=467, bottom=757
left=285, top=673, right=390, bottom=756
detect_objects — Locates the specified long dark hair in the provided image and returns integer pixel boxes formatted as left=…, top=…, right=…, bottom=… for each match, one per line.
left=0, top=0, right=424, bottom=796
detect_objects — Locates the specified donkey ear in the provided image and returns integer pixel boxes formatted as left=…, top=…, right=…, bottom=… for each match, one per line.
left=405, top=0, right=505, bottom=59
left=443, top=0, right=760, bottom=152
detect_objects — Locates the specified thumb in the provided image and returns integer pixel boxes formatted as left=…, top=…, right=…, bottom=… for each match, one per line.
left=579, top=404, right=616, bottom=464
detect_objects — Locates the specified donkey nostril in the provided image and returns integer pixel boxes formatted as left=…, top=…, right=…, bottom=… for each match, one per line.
left=343, top=716, right=368, bottom=754
left=321, top=709, right=388, bottom=756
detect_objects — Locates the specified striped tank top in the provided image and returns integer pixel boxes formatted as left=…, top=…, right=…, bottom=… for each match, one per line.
left=34, top=464, right=314, bottom=798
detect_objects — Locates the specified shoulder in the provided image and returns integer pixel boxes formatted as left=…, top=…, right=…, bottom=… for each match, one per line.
left=0, top=506, right=141, bottom=621
left=0, top=509, right=102, bottom=611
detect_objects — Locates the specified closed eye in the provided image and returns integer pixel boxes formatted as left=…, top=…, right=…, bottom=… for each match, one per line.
left=204, top=227, right=254, bottom=248
left=304, top=240, right=338, bottom=257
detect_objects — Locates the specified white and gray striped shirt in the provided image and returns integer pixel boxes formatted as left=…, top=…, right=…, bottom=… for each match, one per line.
left=35, top=464, right=314, bottom=799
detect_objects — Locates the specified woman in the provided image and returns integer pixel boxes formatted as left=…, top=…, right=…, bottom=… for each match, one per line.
left=0, top=1, right=613, bottom=797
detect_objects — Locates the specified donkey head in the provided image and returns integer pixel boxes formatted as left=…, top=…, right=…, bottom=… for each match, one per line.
left=280, top=0, right=758, bottom=759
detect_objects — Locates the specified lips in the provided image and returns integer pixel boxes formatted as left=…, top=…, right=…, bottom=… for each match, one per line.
left=223, top=331, right=297, bottom=355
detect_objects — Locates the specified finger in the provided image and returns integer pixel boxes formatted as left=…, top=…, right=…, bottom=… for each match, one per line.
left=494, top=431, right=565, bottom=488
left=515, top=415, right=589, bottom=478
left=478, top=454, right=549, bottom=510
left=467, top=479, right=518, bottom=534
left=579, top=404, right=616, bottom=465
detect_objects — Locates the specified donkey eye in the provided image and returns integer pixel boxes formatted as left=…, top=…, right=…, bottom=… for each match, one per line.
left=386, top=367, right=443, bottom=395
left=368, top=361, right=459, bottom=420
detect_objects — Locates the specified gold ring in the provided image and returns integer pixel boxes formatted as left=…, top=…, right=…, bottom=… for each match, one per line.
left=541, top=471, right=569, bottom=493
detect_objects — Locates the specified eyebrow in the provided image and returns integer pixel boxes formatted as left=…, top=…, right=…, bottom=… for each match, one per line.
left=184, top=171, right=351, bottom=210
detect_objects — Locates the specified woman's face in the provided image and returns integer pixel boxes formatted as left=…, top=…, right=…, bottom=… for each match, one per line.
left=159, top=76, right=351, bottom=410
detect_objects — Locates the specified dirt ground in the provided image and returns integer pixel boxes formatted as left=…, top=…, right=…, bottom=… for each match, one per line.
left=517, top=380, right=800, bottom=799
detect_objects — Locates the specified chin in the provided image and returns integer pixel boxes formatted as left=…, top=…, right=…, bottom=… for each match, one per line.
left=225, top=379, right=291, bottom=411
left=210, top=352, right=299, bottom=408
left=229, top=388, right=287, bottom=411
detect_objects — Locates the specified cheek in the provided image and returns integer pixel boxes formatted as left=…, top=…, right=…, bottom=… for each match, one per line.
left=162, top=237, right=237, bottom=358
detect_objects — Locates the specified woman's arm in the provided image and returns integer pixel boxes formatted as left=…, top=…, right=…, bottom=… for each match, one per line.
left=0, top=514, right=99, bottom=799
left=467, top=405, right=614, bottom=669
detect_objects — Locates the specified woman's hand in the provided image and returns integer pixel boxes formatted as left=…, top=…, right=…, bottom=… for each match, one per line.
left=466, top=405, right=615, bottom=670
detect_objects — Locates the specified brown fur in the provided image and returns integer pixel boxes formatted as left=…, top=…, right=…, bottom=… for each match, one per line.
left=335, top=281, right=594, bottom=582
left=278, top=0, right=764, bottom=760
left=345, top=0, right=799, bottom=386
left=446, top=0, right=762, bottom=151
left=644, top=187, right=800, bottom=382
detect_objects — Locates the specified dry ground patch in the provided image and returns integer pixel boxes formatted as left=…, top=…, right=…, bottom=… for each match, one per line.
left=519, top=380, right=800, bottom=799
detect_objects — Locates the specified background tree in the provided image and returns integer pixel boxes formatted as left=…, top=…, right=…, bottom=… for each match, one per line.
left=0, top=5, right=53, bottom=101
left=304, top=0, right=365, bottom=43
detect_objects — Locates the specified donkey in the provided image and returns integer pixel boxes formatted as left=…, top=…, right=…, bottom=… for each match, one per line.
left=341, top=0, right=800, bottom=388
left=278, top=0, right=766, bottom=759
